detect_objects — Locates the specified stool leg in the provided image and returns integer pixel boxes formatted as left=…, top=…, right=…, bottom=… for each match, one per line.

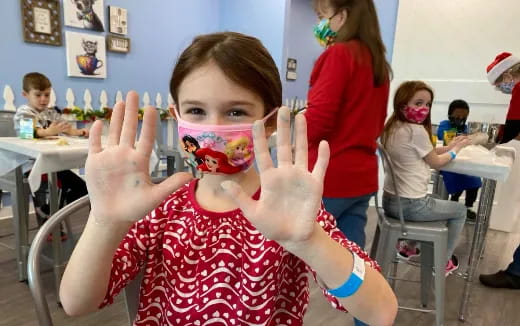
left=433, top=237, right=448, bottom=326
left=420, top=242, right=434, bottom=307
left=382, top=232, right=400, bottom=281
left=369, top=225, right=380, bottom=260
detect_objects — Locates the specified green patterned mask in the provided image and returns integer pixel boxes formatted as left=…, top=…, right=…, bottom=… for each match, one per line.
left=313, top=18, right=337, bottom=47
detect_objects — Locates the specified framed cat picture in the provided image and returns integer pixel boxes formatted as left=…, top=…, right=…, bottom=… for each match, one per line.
left=65, top=31, right=107, bottom=78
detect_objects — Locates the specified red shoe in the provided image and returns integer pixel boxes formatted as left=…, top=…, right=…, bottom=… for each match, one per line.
left=445, top=255, right=459, bottom=276
left=396, top=241, right=421, bottom=261
left=46, top=231, right=68, bottom=242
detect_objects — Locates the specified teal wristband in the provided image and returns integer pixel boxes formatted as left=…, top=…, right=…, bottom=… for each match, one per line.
left=327, top=252, right=365, bottom=298
left=449, top=150, right=457, bottom=160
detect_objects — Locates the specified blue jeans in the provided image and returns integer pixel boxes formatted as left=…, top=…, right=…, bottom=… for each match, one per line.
left=506, top=244, right=520, bottom=277
left=323, top=193, right=374, bottom=249
left=382, top=193, right=466, bottom=261
left=323, top=194, right=374, bottom=326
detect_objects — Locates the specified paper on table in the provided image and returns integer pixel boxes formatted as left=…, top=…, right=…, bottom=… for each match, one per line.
left=441, top=145, right=515, bottom=181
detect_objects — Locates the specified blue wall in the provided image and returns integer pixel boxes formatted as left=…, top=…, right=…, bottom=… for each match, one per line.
left=374, top=0, right=399, bottom=62
left=1, top=0, right=220, bottom=109
left=282, top=0, right=323, bottom=101
left=219, top=0, right=287, bottom=70
left=1, top=0, right=399, bottom=109
left=281, top=0, right=399, bottom=101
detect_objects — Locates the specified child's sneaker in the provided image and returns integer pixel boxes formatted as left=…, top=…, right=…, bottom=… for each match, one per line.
left=445, top=255, right=459, bottom=276
left=396, top=241, right=421, bottom=261
left=466, top=209, right=477, bottom=224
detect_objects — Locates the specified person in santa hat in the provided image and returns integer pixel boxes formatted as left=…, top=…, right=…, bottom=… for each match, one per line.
left=479, top=52, right=520, bottom=289
left=486, top=52, right=520, bottom=143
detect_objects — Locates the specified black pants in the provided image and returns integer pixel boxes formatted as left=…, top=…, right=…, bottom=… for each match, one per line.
left=31, top=170, right=88, bottom=225
left=451, top=187, right=479, bottom=208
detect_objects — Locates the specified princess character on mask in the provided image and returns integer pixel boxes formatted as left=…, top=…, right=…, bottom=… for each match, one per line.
left=180, top=135, right=203, bottom=165
left=225, top=136, right=251, bottom=167
left=196, top=147, right=242, bottom=174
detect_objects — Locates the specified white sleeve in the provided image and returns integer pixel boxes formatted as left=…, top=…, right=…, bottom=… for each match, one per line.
left=411, top=125, right=434, bottom=158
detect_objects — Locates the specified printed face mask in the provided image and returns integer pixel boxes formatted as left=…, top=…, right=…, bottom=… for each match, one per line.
left=449, top=117, right=467, bottom=131
left=403, top=106, right=430, bottom=124
left=176, top=109, right=278, bottom=175
left=313, top=18, right=337, bottom=47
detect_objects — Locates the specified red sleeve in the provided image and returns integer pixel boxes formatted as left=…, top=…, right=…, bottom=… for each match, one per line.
left=99, top=211, right=155, bottom=308
left=307, top=206, right=381, bottom=312
left=506, top=85, right=520, bottom=120
left=305, top=44, right=354, bottom=145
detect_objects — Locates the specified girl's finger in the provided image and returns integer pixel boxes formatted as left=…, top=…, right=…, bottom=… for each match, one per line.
left=119, top=91, right=139, bottom=147
left=294, top=114, right=308, bottom=171
left=253, top=120, right=273, bottom=173
left=88, top=120, right=104, bottom=155
left=136, top=106, right=157, bottom=158
left=311, top=140, right=330, bottom=182
left=107, top=101, right=125, bottom=147
left=276, top=107, right=293, bottom=167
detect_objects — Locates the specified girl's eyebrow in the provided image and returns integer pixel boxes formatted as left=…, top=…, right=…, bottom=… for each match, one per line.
left=181, top=100, right=255, bottom=107
left=224, top=100, right=256, bottom=107
left=181, top=100, right=206, bottom=106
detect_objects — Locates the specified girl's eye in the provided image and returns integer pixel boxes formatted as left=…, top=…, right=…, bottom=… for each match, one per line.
left=228, top=109, right=248, bottom=117
left=186, top=108, right=205, bottom=115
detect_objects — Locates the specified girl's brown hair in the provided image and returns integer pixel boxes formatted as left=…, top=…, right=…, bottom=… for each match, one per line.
left=313, top=0, right=392, bottom=86
left=170, top=32, right=282, bottom=116
left=381, top=81, right=434, bottom=147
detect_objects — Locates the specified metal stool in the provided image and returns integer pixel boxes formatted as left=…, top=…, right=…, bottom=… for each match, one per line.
left=370, top=143, right=450, bottom=326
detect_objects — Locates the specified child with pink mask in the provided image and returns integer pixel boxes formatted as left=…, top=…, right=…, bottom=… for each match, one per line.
left=59, top=32, right=397, bottom=326
left=380, top=81, right=470, bottom=276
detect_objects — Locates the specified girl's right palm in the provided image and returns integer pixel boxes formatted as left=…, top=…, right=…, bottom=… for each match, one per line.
left=85, top=91, right=192, bottom=225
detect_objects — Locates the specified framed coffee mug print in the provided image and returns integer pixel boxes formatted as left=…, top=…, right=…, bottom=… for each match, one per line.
left=66, top=31, right=107, bottom=79
left=20, top=0, right=62, bottom=46
left=107, top=35, right=130, bottom=53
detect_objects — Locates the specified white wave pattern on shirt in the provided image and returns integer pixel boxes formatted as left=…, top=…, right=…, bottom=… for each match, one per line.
left=99, top=184, right=379, bottom=325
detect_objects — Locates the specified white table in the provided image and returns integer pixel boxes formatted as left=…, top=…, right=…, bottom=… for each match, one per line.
left=0, top=136, right=157, bottom=291
left=437, top=145, right=516, bottom=322
left=0, top=136, right=94, bottom=286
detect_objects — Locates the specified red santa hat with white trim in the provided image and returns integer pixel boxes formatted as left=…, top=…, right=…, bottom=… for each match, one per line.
left=487, top=52, right=520, bottom=84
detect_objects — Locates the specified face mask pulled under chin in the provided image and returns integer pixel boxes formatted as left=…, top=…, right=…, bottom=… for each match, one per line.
left=175, top=109, right=277, bottom=176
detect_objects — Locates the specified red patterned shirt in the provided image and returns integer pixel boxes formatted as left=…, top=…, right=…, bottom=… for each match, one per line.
left=101, top=179, right=379, bottom=325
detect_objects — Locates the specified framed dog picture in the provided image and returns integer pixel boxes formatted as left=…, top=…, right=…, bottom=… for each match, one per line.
left=20, top=0, right=62, bottom=46
left=66, top=31, right=107, bottom=78
left=108, top=6, right=128, bottom=35
left=63, top=0, right=105, bottom=32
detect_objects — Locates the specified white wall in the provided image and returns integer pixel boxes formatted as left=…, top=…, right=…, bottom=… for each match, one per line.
left=391, top=0, right=520, bottom=124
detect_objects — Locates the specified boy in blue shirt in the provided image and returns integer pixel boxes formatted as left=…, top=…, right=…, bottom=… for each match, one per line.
left=437, top=99, right=481, bottom=221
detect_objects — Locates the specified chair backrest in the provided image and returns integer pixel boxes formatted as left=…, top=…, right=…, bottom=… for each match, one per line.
left=0, top=111, right=16, bottom=137
left=376, top=142, right=408, bottom=236
left=155, top=114, right=179, bottom=153
left=27, top=195, right=141, bottom=326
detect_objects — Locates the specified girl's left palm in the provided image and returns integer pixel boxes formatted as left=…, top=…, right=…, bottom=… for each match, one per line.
left=222, top=107, right=330, bottom=244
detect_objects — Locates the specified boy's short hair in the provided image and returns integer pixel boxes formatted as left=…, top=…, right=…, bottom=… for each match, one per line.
left=448, top=99, right=469, bottom=116
left=23, top=72, right=51, bottom=92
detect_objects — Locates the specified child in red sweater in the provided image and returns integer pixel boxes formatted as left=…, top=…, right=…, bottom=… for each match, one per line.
left=60, top=32, right=397, bottom=326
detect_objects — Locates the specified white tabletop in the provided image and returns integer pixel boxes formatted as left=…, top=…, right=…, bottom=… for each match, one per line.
left=440, top=144, right=516, bottom=182
left=0, top=136, right=159, bottom=192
